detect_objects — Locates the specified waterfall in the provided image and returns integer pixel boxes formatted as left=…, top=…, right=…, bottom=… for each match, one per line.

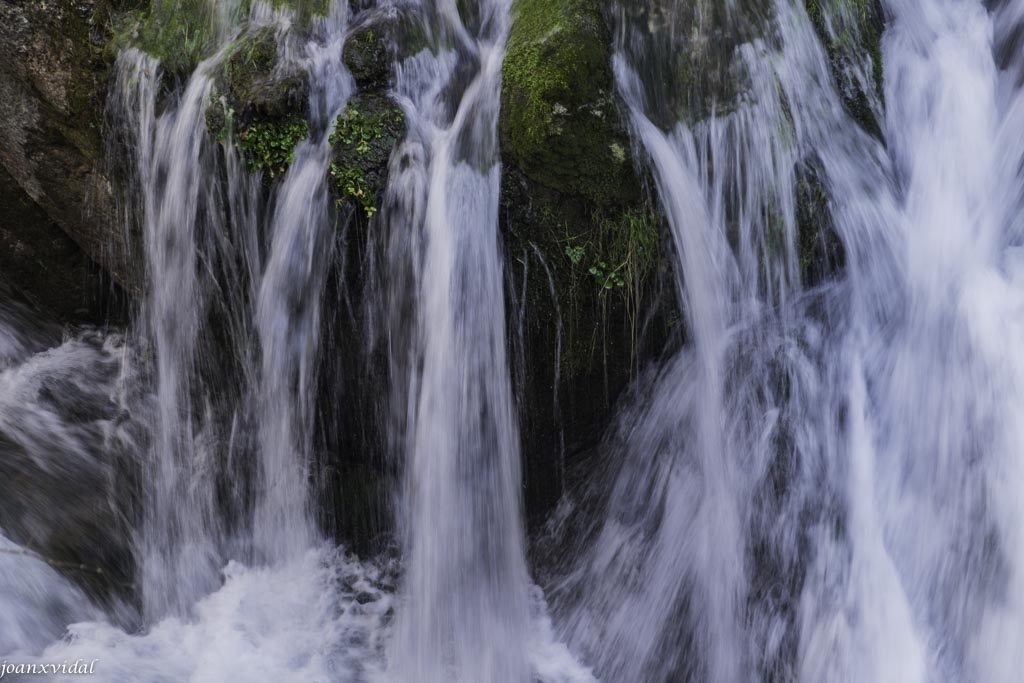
left=1, top=2, right=395, bottom=678
left=380, top=1, right=532, bottom=680
left=548, top=0, right=1024, bottom=681
left=2, top=0, right=1024, bottom=680
left=114, top=47, right=231, bottom=620
left=253, top=6, right=353, bottom=565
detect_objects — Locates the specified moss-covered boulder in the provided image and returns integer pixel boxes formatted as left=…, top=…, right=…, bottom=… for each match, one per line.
left=328, top=94, right=405, bottom=218
left=201, top=25, right=312, bottom=179
left=498, top=0, right=677, bottom=527
left=223, top=26, right=310, bottom=121
left=614, top=0, right=755, bottom=128
left=501, top=0, right=637, bottom=208
left=344, top=21, right=391, bottom=90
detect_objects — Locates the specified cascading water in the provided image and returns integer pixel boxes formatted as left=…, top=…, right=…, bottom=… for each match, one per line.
left=0, top=0, right=589, bottom=678
left=253, top=6, right=352, bottom=564
left=3, top=0, right=1024, bottom=680
left=379, top=1, right=531, bottom=680
left=118, top=45, right=230, bottom=621
left=2, top=2, right=394, bottom=679
left=547, top=0, right=1024, bottom=682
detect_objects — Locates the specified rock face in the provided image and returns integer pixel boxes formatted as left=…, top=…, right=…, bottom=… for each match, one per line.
left=0, top=166, right=123, bottom=322
left=0, top=0, right=136, bottom=313
left=500, top=0, right=674, bottom=524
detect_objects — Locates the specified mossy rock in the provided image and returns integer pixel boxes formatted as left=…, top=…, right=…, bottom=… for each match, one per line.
left=796, top=164, right=845, bottom=286
left=201, top=25, right=313, bottom=177
left=343, top=21, right=391, bottom=90
left=328, top=93, right=405, bottom=218
left=107, top=0, right=218, bottom=77
left=107, top=0, right=332, bottom=77
left=614, top=0, right=752, bottom=128
left=499, top=1, right=677, bottom=521
left=220, top=26, right=310, bottom=121
left=501, top=0, right=638, bottom=208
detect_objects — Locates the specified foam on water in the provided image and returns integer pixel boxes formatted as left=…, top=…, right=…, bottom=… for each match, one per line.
left=22, top=547, right=391, bottom=682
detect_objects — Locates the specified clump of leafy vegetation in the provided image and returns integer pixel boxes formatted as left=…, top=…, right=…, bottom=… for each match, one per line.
left=329, top=106, right=393, bottom=154
left=238, top=117, right=309, bottom=176
left=328, top=102, right=404, bottom=218
left=562, top=206, right=660, bottom=351
left=329, top=164, right=375, bottom=217
left=563, top=208, right=658, bottom=295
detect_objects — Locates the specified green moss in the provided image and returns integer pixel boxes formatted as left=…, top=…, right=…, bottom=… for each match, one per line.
left=264, top=0, right=331, bottom=20
left=109, top=0, right=218, bottom=75
left=238, top=116, right=309, bottom=176
left=501, top=0, right=637, bottom=207
left=328, top=96, right=405, bottom=218
left=223, top=26, right=278, bottom=79
left=219, top=26, right=310, bottom=120
left=108, top=0, right=331, bottom=75
left=499, top=0, right=661, bottom=382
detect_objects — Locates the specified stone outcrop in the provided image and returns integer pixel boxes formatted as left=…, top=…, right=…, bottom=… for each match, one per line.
left=0, top=0, right=138, bottom=310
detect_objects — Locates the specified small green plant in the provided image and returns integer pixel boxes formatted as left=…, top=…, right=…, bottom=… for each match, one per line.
left=238, top=117, right=309, bottom=177
left=563, top=208, right=656, bottom=295
left=328, top=103, right=403, bottom=218
left=561, top=206, right=660, bottom=365
left=330, top=105, right=403, bottom=151
left=564, top=244, right=585, bottom=266
left=589, top=261, right=626, bottom=290
left=330, top=164, right=377, bottom=217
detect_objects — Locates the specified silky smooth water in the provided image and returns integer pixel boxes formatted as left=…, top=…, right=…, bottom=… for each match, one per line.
left=378, top=1, right=532, bottom=680
left=3, top=0, right=1024, bottom=680
left=550, top=0, right=1024, bottom=682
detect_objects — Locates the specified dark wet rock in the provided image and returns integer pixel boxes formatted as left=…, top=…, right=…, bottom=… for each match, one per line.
left=0, top=0, right=139, bottom=301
